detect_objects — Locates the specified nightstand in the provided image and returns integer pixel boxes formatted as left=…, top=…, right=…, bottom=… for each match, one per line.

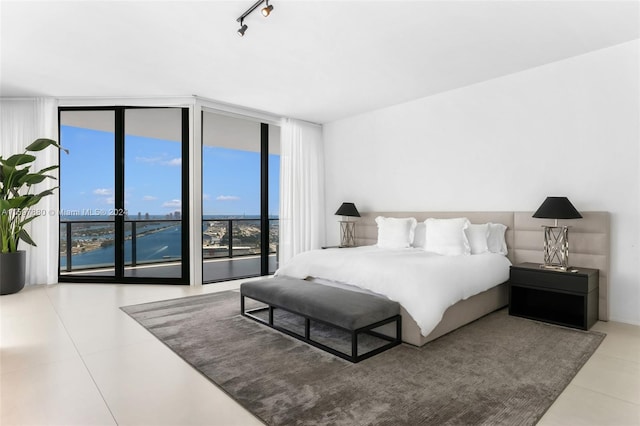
left=509, top=262, right=599, bottom=330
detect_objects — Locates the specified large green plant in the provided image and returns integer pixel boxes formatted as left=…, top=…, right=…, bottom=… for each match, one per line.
left=0, top=138, right=68, bottom=254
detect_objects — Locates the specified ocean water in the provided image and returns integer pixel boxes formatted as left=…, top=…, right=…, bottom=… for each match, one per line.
left=60, top=226, right=182, bottom=269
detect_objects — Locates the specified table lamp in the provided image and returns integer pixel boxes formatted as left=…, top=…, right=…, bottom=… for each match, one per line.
left=532, top=196, right=582, bottom=271
left=335, top=202, right=360, bottom=247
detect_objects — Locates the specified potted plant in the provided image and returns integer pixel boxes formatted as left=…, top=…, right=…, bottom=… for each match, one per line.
left=0, top=138, right=67, bottom=295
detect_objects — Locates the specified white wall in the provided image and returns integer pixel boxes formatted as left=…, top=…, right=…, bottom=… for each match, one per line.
left=323, top=40, right=639, bottom=325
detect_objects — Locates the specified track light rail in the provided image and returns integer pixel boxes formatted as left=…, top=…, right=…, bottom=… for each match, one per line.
left=236, top=0, right=273, bottom=36
left=236, top=0, right=266, bottom=23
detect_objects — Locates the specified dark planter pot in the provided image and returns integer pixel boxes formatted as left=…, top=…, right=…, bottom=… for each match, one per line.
left=0, top=251, right=26, bottom=295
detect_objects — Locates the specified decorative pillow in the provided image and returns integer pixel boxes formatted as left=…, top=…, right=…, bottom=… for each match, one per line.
left=412, top=222, right=427, bottom=249
left=424, top=217, right=471, bottom=256
left=464, top=223, right=490, bottom=254
left=487, top=222, right=508, bottom=255
left=375, top=216, right=417, bottom=249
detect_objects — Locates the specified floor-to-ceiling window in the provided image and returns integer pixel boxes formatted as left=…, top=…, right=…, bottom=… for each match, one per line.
left=201, top=111, right=280, bottom=283
left=58, top=107, right=189, bottom=283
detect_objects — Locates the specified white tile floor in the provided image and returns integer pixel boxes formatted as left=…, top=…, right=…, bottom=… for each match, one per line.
left=1, top=282, right=639, bottom=426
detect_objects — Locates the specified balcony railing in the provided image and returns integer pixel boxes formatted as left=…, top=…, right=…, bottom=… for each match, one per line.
left=60, top=218, right=279, bottom=273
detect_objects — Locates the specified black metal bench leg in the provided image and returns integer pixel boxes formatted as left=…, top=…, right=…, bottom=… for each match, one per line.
left=240, top=295, right=245, bottom=315
left=352, top=331, right=358, bottom=361
left=269, top=306, right=274, bottom=325
left=305, top=318, right=310, bottom=339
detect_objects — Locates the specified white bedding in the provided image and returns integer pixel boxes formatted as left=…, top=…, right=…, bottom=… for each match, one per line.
left=275, top=246, right=511, bottom=337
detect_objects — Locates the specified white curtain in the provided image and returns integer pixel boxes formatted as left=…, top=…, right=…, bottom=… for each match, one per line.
left=279, top=118, right=325, bottom=266
left=0, top=98, right=59, bottom=286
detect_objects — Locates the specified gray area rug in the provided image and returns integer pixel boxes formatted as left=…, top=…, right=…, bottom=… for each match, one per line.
left=122, top=290, right=605, bottom=426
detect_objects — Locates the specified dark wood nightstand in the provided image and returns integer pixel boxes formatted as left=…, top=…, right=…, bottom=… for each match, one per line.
left=509, top=262, right=599, bottom=330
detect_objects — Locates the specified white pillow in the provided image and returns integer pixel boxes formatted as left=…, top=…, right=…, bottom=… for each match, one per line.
left=424, top=217, right=471, bottom=256
left=487, top=222, right=508, bottom=255
left=412, top=222, right=427, bottom=249
left=375, top=216, right=417, bottom=249
left=465, top=223, right=490, bottom=254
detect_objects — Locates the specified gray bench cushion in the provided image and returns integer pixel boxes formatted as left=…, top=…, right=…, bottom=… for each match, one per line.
left=241, top=277, right=400, bottom=331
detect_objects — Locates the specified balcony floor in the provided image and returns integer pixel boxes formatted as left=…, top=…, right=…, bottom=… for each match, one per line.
left=60, top=254, right=278, bottom=282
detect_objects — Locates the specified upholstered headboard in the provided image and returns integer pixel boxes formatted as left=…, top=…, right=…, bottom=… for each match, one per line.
left=354, top=211, right=610, bottom=321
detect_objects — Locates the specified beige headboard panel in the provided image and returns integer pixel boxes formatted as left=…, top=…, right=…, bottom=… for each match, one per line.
left=355, top=211, right=610, bottom=321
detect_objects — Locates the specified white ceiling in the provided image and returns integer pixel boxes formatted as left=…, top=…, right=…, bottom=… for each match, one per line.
left=1, top=1, right=638, bottom=123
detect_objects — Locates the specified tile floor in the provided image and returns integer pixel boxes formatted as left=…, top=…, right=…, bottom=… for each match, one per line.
left=1, top=282, right=639, bottom=425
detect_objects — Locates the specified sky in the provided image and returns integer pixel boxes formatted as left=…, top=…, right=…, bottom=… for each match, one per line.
left=60, top=125, right=280, bottom=218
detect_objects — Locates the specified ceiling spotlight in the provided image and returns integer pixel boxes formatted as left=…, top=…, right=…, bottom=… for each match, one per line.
left=261, top=2, right=273, bottom=17
left=238, top=20, right=248, bottom=36
left=236, top=0, right=274, bottom=35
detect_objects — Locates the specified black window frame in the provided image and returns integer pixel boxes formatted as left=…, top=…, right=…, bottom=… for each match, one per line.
left=57, top=106, right=190, bottom=285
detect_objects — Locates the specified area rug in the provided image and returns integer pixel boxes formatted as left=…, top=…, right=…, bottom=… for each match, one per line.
left=121, top=290, right=605, bottom=426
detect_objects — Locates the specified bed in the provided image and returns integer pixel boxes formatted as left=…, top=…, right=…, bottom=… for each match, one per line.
left=276, top=211, right=610, bottom=347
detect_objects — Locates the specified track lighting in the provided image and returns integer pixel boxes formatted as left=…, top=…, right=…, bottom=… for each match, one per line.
left=236, top=0, right=274, bottom=36
left=261, top=2, right=273, bottom=17
left=237, top=19, right=248, bottom=37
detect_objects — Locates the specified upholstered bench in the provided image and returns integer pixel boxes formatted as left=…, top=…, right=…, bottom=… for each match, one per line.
left=240, top=277, right=402, bottom=362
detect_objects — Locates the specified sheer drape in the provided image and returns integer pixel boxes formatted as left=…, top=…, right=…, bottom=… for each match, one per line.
left=0, top=98, right=59, bottom=285
left=279, top=118, right=325, bottom=266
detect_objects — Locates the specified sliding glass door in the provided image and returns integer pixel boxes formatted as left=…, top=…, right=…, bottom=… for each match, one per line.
left=59, top=107, right=189, bottom=284
left=59, top=109, right=116, bottom=277
left=202, top=111, right=280, bottom=283
left=123, top=108, right=188, bottom=279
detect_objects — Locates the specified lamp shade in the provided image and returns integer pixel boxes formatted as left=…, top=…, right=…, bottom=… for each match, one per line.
left=532, top=197, right=582, bottom=219
left=335, top=202, right=360, bottom=217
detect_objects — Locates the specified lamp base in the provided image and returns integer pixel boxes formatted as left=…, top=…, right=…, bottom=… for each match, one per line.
left=339, top=221, right=356, bottom=247
left=539, top=264, right=570, bottom=272
left=541, top=225, right=571, bottom=270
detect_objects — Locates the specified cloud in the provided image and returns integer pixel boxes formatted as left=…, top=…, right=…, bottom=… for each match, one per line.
left=136, top=156, right=162, bottom=163
left=162, top=199, right=182, bottom=208
left=216, top=195, right=240, bottom=201
left=135, top=156, right=181, bottom=167
left=142, top=195, right=157, bottom=201
left=93, top=188, right=112, bottom=196
left=202, top=194, right=211, bottom=201
left=163, top=158, right=181, bottom=167
left=93, top=188, right=114, bottom=206
left=97, top=196, right=115, bottom=206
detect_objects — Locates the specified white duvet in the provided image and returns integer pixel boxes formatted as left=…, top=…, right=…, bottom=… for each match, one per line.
left=275, top=246, right=511, bottom=337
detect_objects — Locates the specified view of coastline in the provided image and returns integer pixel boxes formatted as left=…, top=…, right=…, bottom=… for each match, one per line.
left=59, top=214, right=279, bottom=270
